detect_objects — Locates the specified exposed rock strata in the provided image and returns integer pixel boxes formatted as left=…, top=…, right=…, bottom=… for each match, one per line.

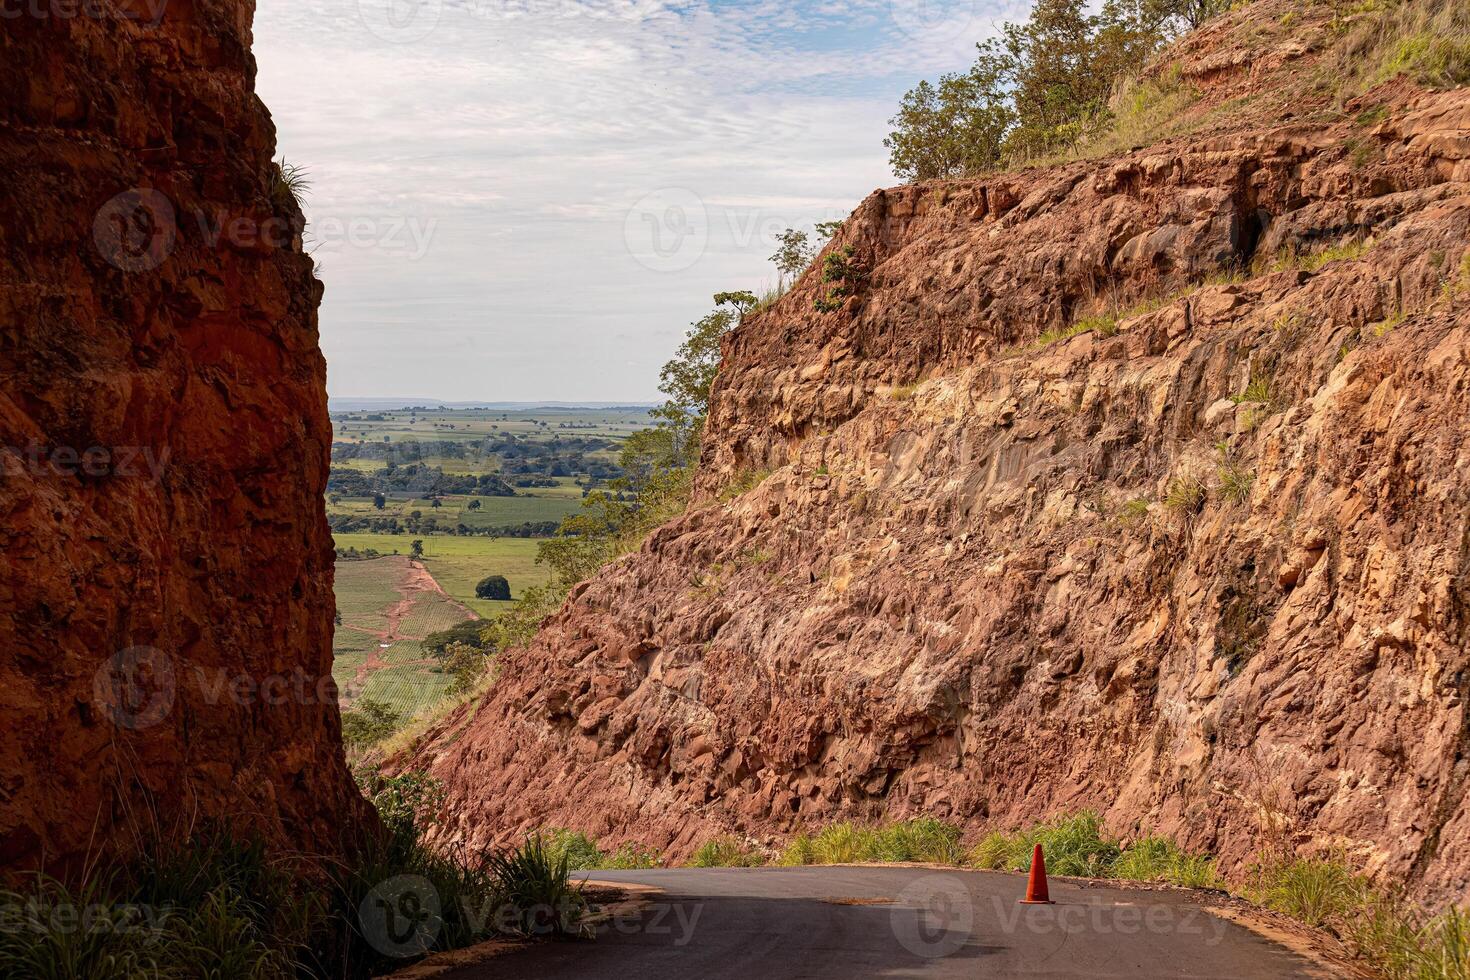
left=0, top=2, right=368, bottom=871
left=413, top=4, right=1470, bottom=900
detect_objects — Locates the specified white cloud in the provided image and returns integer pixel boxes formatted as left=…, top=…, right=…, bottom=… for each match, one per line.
left=253, top=0, right=1015, bottom=401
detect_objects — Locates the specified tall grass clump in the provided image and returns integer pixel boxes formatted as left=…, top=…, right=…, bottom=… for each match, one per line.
left=970, top=812, right=1123, bottom=878
left=777, top=832, right=818, bottom=867
left=540, top=828, right=605, bottom=871
left=780, top=819, right=965, bottom=866
left=1111, top=834, right=1223, bottom=889
left=1250, top=855, right=1365, bottom=929
left=486, top=837, right=588, bottom=937
left=873, top=819, right=966, bottom=865
left=269, top=158, right=310, bottom=209
left=687, top=837, right=765, bottom=868
left=0, top=771, right=590, bottom=978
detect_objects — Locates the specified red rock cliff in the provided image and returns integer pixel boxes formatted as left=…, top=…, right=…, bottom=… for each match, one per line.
left=413, top=2, right=1470, bottom=900
left=0, top=1, right=369, bottom=871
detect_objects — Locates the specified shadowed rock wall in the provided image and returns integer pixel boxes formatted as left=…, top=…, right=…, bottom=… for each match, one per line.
left=0, top=0, right=369, bottom=872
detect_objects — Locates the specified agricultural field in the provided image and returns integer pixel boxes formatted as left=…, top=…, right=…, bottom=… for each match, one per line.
left=330, top=405, right=652, bottom=445
left=332, top=533, right=547, bottom=619
left=326, top=406, right=650, bottom=536
left=332, top=554, right=484, bottom=720
left=329, top=407, right=642, bottom=721
left=327, top=490, right=583, bottom=530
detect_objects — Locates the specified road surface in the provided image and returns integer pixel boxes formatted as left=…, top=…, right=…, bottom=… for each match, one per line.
left=436, top=866, right=1326, bottom=979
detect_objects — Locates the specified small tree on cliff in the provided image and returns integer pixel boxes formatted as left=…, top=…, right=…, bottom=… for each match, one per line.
left=475, top=574, right=511, bottom=601
left=770, top=229, right=814, bottom=285
left=410, top=539, right=424, bottom=560
left=341, top=697, right=401, bottom=749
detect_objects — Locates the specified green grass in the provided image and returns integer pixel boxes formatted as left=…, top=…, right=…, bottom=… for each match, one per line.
left=1163, top=475, right=1206, bottom=514
left=0, top=776, right=590, bottom=979
left=778, top=819, right=964, bottom=866
left=1111, top=834, right=1223, bottom=889
left=1258, top=238, right=1371, bottom=276
left=1375, top=31, right=1470, bottom=87
left=970, top=812, right=1122, bottom=878
left=1015, top=288, right=1192, bottom=356
left=1252, top=856, right=1362, bottom=929
left=531, top=829, right=662, bottom=871
left=717, top=467, right=773, bottom=502
left=688, top=837, right=766, bottom=868
left=1117, top=497, right=1152, bottom=527
left=485, top=837, right=588, bottom=937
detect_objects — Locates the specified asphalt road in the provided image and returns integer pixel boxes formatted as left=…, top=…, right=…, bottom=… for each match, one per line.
left=437, top=866, right=1325, bottom=979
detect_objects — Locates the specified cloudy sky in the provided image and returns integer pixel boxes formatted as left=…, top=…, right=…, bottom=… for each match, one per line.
left=254, top=0, right=1022, bottom=402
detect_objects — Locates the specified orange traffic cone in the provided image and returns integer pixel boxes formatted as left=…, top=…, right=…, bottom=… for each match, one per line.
left=1019, top=843, right=1054, bottom=904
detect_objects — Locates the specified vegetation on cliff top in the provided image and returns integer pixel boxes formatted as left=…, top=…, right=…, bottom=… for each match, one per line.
left=885, top=0, right=1226, bottom=179
left=887, top=0, right=1470, bottom=181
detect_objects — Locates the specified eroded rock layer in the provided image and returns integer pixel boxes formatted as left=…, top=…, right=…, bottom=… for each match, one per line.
left=414, top=4, right=1470, bottom=900
left=0, top=2, right=368, bottom=871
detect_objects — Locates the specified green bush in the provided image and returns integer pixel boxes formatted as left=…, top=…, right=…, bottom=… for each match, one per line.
left=1015, top=812, right=1122, bottom=877
left=810, top=823, right=876, bottom=864
left=603, top=842, right=662, bottom=870
left=782, top=819, right=964, bottom=866
left=341, top=697, right=402, bottom=750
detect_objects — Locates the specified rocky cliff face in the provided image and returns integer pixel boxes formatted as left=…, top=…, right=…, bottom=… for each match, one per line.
left=413, top=3, right=1470, bottom=899
left=0, top=2, right=368, bottom=871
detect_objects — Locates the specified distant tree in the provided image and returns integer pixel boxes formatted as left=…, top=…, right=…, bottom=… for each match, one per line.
left=475, top=574, right=512, bottom=601
left=328, top=493, right=342, bottom=505
left=467, top=499, right=482, bottom=511
left=410, top=509, right=422, bottom=519
left=410, top=539, right=424, bottom=559
left=430, top=497, right=443, bottom=509
left=372, top=492, right=386, bottom=510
